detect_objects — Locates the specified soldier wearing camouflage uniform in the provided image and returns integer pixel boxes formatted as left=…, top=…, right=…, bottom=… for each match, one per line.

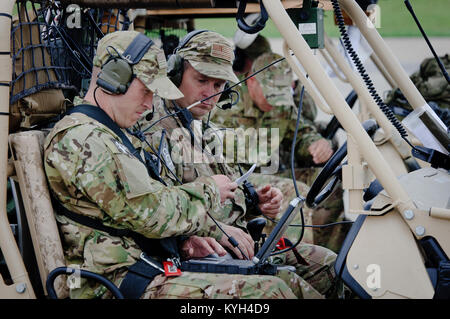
left=135, top=30, right=343, bottom=298
left=385, top=54, right=450, bottom=127
left=44, top=30, right=306, bottom=299
left=212, top=49, right=348, bottom=253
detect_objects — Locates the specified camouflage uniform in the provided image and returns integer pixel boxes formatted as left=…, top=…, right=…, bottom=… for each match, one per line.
left=44, top=30, right=300, bottom=299
left=385, top=54, right=450, bottom=110
left=211, top=52, right=347, bottom=253
left=135, top=31, right=342, bottom=298
left=385, top=54, right=450, bottom=126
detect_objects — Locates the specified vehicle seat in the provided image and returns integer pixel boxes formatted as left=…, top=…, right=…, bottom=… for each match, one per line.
left=8, top=130, right=68, bottom=298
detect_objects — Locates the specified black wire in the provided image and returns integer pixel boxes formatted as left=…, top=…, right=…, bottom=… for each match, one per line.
left=206, top=212, right=249, bottom=261
left=130, top=125, right=252, bottom=261
left=129, top=123, right=184, bottom=185
left=304, top=220, right=354, bottom=228
left=216, top=89, right=240, bottom=111
left=140, top=110, right=182, bottom=134
left=270, top=84, right=307, bottom=258
left=157, top=129, right=166, bottom=161
left=206, top=89, right=240, bottom=129
left=404, top=0, right=450, bottom=85
left=93, top=85, right=101, bottom=108
left=264, top=216, right=354, bottom=229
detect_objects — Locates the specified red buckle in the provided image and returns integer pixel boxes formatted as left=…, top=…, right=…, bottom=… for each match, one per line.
left=276, top=237, right=289, bottom=250
left=163, top=261, right=182, bottom=277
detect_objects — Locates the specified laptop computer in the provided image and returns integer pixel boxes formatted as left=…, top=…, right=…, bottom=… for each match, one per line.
left=180, top=197, right=304, bottom=276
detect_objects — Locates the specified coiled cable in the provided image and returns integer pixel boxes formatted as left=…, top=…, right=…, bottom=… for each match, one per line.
left=331, top=0, right=412, bottom=144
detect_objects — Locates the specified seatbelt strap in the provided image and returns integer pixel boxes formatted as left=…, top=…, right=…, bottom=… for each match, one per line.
left=119, top=257, right=163, bottom=299
left=53, top=199, right=182, bottom=298
left=67, top=104, right=143, bottom=160
left=66, top=104, right=165, bottom=185
left=52, top=199, right=173, bottom=257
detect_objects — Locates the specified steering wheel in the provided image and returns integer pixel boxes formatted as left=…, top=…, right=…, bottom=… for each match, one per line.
left=306, top=119, right=379, bottom=208
left=323, top=90, right=358, bottom=140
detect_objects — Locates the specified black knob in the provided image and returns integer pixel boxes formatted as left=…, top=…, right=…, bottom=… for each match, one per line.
left=247, top=217, right=267, bottom=242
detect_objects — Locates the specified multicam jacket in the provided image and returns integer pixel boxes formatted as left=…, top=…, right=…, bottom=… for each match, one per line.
left=44, top=109, right=225, bottom=297
left=134, top=97, right=316, bottom=244
left=134, top=97, right=251, bottom=229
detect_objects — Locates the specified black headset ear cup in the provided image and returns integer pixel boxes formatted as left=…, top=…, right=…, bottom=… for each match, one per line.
left=233, top=47, right=247, bottom=73
left=167, top=53, right=184, bottom=87
left=97, top=57, right=134, bottom=94
left=166, top=29, right=210, bottom=88
left=217, top=82, right=234, bottom=109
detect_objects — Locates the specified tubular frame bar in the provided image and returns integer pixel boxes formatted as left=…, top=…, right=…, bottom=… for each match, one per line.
left=0, top=0, right=35, bottom=299
left=263, top=0, right=415, bottom=215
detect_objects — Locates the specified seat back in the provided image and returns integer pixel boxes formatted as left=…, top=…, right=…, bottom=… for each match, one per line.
left=9, top=130, right=68, bottom=298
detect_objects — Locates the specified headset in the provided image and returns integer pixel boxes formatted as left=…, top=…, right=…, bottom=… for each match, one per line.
left=166, top=29, right=236, bottom=109
left=166, top=29, right=210, bottom=87
left=96, top=33, right=154, bottom=94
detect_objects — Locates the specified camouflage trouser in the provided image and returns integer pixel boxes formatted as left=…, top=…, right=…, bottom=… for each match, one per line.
left=96, top=262, right=323, bottom=299
left=141, top=269, right=323, bottom=299
left=247, top=174, right=342, bottom=298
left=271, top=244, right=344, bottom=299
left=79, top=264, right=328, bottom=299
left=279, top=167, right=350, bottom=254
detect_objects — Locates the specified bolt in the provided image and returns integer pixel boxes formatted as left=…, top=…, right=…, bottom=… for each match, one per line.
left=415, top=226, right=425, bottom=236
left=15, top=283, right=26, bottom=294
left=403, top=210, right=414, bottom=220
left=353, top=264, right=359, bottom=270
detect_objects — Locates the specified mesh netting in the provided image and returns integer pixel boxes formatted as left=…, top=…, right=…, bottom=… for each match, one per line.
left=143, top=18, right=193, bottom=57
left=10, top=0, right=132, bottom=103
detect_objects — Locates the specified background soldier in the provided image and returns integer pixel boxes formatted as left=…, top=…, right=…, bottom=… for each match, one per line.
left=385, top=54, right=450, bottom=126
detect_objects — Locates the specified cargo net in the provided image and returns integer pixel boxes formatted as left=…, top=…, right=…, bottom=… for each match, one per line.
left=143, top=18, right=193, bottom=58
left=10, top=0, right=132, bottom=104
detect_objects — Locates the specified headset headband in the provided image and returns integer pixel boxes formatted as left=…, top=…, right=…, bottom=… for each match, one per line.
left=96, top=33, right=155, bottom=95
left=173, top=29, right=209, bottom=54
left=122, top=33, right=154, bottom=65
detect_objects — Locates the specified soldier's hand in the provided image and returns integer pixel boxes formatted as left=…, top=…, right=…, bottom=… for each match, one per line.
left=219, top=224, right=255, bottom=260
left=211, top=175, right=238, bottom=204
left=180, top=236, right=227, bottom=259
left=257, top=185, right=283, bottom=218
left=308, top=138, right=334, bottom=164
